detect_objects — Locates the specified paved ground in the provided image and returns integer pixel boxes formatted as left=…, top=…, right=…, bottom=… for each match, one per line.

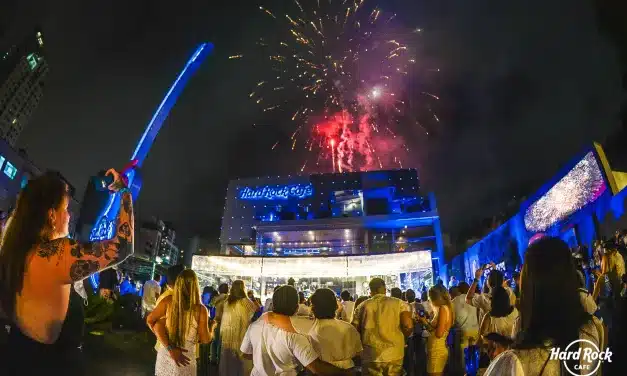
left=83, top=329, right=155, bottom=376
left=82, top=329, right=218, bottom=376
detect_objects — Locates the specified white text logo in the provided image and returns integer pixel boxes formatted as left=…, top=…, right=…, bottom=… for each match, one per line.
left=549, top=339, right=611, bottom=376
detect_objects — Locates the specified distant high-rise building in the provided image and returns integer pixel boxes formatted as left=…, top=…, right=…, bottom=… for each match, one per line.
left=0, top=28, right=47, bottom=146
left=133, top=218, right=179, bottom=266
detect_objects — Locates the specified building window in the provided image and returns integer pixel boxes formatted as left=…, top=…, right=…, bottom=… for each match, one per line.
left=4, top=161, right=17, bottom=179
left=27, top=53, right=39, bottom=70
left=21, top=173, right=30, bottom=188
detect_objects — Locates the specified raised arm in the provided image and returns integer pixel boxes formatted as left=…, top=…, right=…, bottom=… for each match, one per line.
left=466, top=265, right=485, bottom=305
left=36, top=170, right=134, bottom=284
left=62, top=190, right=133, bottom=283
left=147, top=296, right=171, bottom=331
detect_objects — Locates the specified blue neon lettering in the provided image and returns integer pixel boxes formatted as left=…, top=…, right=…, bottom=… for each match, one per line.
left=90, top=216, right=115, bottom=241
left=239, top=184, right=313, bottom=200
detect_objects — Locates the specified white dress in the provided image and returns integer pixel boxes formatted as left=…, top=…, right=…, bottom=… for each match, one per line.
left=155, top=317, right=198, bottom=376
left=219, top=299, right=256, bottom=376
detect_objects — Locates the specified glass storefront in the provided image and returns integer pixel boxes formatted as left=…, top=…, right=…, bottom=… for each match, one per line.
left=192, top=250, right=433, bottom=300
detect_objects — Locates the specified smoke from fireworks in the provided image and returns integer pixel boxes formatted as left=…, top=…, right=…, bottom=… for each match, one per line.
left=236, top=0, right=438, bottom=172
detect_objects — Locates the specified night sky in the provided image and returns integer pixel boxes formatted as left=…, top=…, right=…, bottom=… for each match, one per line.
left=3, top=0, right=624, bottom=246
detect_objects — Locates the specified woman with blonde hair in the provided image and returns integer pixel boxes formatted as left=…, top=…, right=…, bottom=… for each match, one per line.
left=218, top=279, right=260, bottom=376
left=147, top=269, right=215, bottom=376
left=418, top=284, right=454, bottom=376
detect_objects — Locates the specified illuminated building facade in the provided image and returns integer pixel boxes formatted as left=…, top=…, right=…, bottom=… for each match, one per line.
left=193, top=250, right=433, bottom=300
left=0, top=138, right=79, bottom=235
left=136, top=218, right=179, bottom=266
left=454, top=143, right=627, bottom=281
left=0, top=29, right=47, bottom=146
left=219, top=169, right=446, bottom=284
left=0, top=137, right=40, bottom=211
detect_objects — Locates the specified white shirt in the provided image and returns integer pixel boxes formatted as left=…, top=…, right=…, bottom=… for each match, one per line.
left=214, top=294, right=228, bottom=322
left=351, top=294, right=410, bottom=363
left=452, top=294, right=479, bottom=333
left=483, top=308, right=519, bottom=339
left=264, top=298, right=273, bottom=312
left=579, top=288, right=597, bottom=315
left=240, top=319, right=319, bottom=376
left=297, top=304, right=311, bottom=316
left=142, top=280, right=161, bottom=311
left=290, top=316, right=363, bottom=369
left=340, top=301, right=355, bottom=322
left=469, top=287, right=516, bottom=314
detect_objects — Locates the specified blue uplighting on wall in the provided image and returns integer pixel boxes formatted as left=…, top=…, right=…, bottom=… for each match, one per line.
left=239, top=184, right=314, bottom=201
left=88, top=43, right=213, bottom=242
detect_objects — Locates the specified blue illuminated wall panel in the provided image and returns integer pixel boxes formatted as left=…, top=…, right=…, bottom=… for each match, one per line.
left=457, top=144, right=627, bottom=281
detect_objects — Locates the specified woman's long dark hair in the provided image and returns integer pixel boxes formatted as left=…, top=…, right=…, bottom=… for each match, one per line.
left=227, top=280, right=247, bottom=305
left=517, top=237, right=592, bottom=369
left=490, top=286, right=514, bottom=318
left=0, top=172, right=68, bottom=318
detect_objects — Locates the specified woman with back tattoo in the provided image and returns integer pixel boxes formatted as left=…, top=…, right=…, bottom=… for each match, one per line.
left=0, top=168, right=135, bottom=375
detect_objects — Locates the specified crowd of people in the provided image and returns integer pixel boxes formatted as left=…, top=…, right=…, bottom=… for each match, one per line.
left=146, top=235, right=626, bottom=376
left=0, top=168, right=625, bottom=376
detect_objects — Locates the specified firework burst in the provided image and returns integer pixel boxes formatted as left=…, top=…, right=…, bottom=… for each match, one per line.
left=236, top=0, right=438, bottom=172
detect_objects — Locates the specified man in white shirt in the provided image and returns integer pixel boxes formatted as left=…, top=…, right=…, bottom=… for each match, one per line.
left=288, top=288, right=363, bottom=369
left=142, top=274, right=161, bottom=317
left=351, top=278, right=414, bottom=376
left=264, top=285, right=277, bottom=312
left=339, top=290, right=355, bottom=322
left=241, top=285, right=351, bottom=376
left=452, top=282, right=479, bottom=374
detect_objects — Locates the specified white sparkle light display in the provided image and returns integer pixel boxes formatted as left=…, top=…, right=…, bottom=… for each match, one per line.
left=524, top=152, right=607, bottom=232
left=192, top=250, right=432, bottom=278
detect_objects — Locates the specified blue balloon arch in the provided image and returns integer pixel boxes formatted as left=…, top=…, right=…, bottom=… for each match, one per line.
left=88, top=43, right=213, bottom=289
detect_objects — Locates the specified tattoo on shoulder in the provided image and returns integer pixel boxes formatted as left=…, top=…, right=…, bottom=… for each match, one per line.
left=68, top=239, right=108, bottom=259
left=69, top=259, right=100, bottom=281
left=37, top=239, right=65, bottom=260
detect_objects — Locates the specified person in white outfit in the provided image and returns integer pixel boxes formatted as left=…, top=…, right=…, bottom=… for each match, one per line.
left=147, top=269, right=215, bottom=376
left=241, top=285, right=352, bottom=376
left=339, top=290, right=355, bottom=322
left=142, top=274, right=161, bottom=317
